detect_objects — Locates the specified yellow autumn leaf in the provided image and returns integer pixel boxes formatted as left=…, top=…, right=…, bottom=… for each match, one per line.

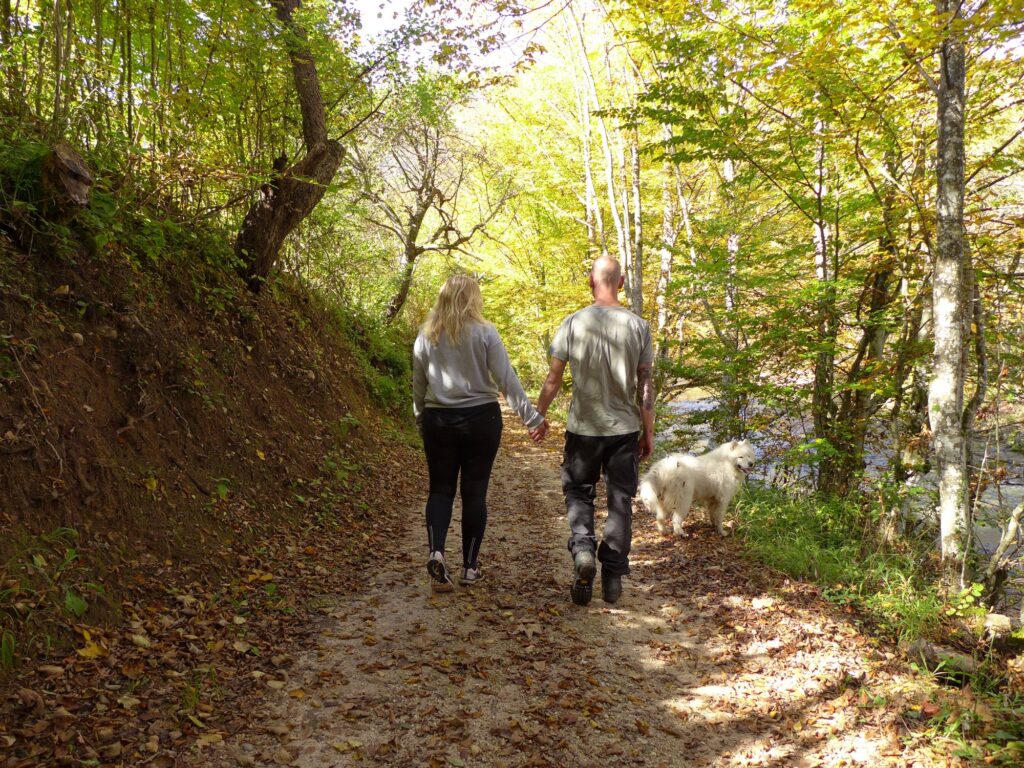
left=78, top=640, right=107, bottom=658
left=256, top=449, right=266, bottom=460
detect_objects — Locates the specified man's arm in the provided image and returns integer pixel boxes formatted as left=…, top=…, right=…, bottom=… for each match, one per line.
left=637, top=362, right=655, bottom=460
left=537, top=357, right=568, bottom=417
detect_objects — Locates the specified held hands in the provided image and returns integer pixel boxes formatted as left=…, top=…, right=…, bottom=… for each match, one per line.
left=529, top=418, right=550, bottom=444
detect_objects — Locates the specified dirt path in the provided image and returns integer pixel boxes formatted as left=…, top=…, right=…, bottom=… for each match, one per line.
left=195, top=422, right=946, bottom=768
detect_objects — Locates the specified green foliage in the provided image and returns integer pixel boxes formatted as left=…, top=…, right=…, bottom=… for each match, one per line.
left=0, top=527, right=111, bottom=670
left=63, top=589, right=89, bottom=618
left=0, top=630, right=15, bottom=671
left=328, top=302, right=412, bottom=410
left=329, top=413, right=362, bottom=444
left=736, top=487, right=942, bottom=642
left=945, top=582, right=986, bottom=619
left=213, top=478, right=231, bottom=502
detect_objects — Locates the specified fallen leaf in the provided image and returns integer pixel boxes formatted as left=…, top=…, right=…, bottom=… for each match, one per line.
left=100, top=742, right=123, bottom=759
left=78, top=639, right=108, bottom=658
left=122, top=660, right=146, bottom=679
left=17, top=688, right=45, bottom=714
left=196, top=732, right=224, bottom=748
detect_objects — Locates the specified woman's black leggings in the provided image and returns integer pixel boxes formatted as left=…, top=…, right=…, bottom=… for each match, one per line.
left=422, top=402, right=502, bottom=569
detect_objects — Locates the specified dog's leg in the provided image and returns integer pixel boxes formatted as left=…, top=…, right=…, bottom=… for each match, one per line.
left=655, top=511, right=668, bottom=535
left=672, top=482, right=693, bottom=537
left=641, top=480, right=669, bottom=535
left=654, top=498, right=669, bottom=534
left=710, top=495, right=730, bottom=536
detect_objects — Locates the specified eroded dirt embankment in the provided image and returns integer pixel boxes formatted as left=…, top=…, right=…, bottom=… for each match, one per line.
left=1, top=239, right=420, bottom=767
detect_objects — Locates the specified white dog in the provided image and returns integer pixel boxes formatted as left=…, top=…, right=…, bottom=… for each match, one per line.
left=639, top=440, right=756, bottom=536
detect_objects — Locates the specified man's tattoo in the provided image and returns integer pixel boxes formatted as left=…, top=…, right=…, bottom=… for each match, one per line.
left=638, top=365, right=654, bottom=411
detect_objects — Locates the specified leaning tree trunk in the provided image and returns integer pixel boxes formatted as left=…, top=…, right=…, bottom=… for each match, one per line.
left=928, top=0, right=969, bottom=568
left=384, top=196, right=432, bottom=323
left=236, top=0, right=344, bottom=292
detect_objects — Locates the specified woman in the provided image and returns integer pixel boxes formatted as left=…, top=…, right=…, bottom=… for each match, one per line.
left=413, top=275, right=548, bottom=592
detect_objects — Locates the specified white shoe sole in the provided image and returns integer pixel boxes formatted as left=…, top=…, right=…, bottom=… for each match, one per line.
left=427, top=558, right=453, bottom=592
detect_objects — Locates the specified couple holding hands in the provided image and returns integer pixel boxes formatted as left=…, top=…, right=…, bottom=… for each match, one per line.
left=412, top=257, right=655, bottom=606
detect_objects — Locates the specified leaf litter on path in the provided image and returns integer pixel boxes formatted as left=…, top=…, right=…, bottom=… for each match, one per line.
left=188, top=416, right=962, bottom=768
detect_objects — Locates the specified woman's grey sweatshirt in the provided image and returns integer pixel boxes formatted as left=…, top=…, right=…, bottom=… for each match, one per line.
left=412, top=323, right=544, bottom=429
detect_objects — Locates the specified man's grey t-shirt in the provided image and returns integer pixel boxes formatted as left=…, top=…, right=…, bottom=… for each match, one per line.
left=549, top=304, right=654, bottom=437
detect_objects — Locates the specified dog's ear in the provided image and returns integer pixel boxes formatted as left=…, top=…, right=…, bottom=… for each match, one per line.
left=730, top=440, right=737, bottom=448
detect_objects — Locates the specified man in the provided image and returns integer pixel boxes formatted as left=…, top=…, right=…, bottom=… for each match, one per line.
left=536, top=256, right=655, bottom=605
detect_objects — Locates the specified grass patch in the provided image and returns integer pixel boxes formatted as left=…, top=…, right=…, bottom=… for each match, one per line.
left=0, top=527, right=117, bottom=672
left=735, top=486, right=943, bottom=642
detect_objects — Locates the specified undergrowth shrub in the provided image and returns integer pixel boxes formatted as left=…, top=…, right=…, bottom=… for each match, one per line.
left=735, top=486, right=942, bottom=642
left=328, top=301, right=412, bottom=411
left=0, top=128, right=237, bottom=277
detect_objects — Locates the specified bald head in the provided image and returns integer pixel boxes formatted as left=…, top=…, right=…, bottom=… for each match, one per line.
left=590, top=257, right=622, bottom=290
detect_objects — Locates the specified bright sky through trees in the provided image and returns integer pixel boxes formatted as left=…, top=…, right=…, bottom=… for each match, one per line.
left=352, top=0, right=410, bottom=43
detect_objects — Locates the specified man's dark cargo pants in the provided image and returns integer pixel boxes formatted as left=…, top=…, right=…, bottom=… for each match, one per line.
left=561, top=431, right=639, bottom=576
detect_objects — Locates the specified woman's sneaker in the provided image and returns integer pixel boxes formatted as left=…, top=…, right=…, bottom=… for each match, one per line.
left=427, top=551, right=454, bottom=593
left=459, top=567, right=483, bottom=586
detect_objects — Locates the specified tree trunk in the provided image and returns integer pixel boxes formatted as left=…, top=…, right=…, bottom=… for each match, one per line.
left=385, top=245, right=419, bottom=322
left=809, top=123, right=843, bottom=494
left=235, top=0, right=344, bottom=292
left=928, top=0, right=969, bottom=567
left=575, top=67, right=603, bottom=254
left=655, top=137, right=675, bottom=365
left=629, top=128, right=643, bottom=315
left=829, top=263, right=894, bottom=496
left=720, top=157, right=742, bottom=435
left=0, top=0, right=22, bottom=109
left=892, top=272, right=932, bottom=487
left=571, top=5, right=624, bottom=265
left=384, top=196, right=432, bottom=322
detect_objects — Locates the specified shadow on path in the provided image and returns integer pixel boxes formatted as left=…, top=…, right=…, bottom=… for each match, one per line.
left=194, top=418, right=947, bottom=768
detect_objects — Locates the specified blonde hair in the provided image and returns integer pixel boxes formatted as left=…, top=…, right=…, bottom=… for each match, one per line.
left=424, top=274, right=486, bottom=345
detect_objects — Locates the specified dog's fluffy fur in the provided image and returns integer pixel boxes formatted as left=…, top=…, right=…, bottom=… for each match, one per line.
left=639, top=440, right=756, bottom=536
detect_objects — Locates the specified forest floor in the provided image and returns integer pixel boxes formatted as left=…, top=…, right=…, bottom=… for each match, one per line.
left=193, top=418, right=962, bottom=768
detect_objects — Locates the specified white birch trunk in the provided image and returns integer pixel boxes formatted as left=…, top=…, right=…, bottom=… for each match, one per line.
left=656, top=151, right=674, bottom=356
left=572, top=58, right=604, bottom=255
left=928, top=0, right=969, bottom=566
left=630, top=129, right=643, bottom=315
left=570, top=4, right=625, bottom=266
